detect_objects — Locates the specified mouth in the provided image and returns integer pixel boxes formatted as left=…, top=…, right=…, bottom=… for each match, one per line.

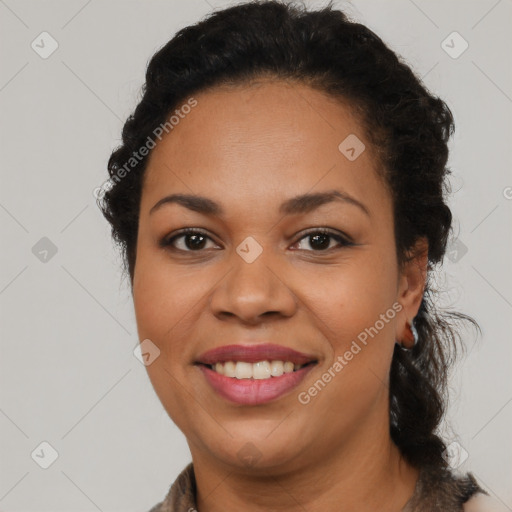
left=196, top=359, right=316, bottom=379
left=194, top=343, right=318, bottom=405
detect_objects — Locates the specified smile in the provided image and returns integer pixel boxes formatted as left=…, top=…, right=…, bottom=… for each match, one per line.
left=196, top=361, right=317, bottom=405
left=194, top=343, right=318, bottom=405
left=205, top=360, right=312, bottom=379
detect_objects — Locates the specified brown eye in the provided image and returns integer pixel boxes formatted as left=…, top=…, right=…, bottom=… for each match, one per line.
left=292, top=229, right=353, bottom=252
left=161, top=229, right=219, bottom=252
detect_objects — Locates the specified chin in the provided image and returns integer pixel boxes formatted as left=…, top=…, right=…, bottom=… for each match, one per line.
left=200, top=424, right=309, bottom=473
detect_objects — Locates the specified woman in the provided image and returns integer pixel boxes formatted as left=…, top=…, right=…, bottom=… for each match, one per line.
left=98, top=1, right=502, bottom=510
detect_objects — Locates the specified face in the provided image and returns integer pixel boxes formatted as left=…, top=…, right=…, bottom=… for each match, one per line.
left=132, top=79, right=425, bottom=474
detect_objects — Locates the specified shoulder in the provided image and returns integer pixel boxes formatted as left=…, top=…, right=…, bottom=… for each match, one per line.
left=463, top=492, right=510, bottom=512
left=403, top=465, right=492, bottom=511
left=144, top=462, right=196, bottom=512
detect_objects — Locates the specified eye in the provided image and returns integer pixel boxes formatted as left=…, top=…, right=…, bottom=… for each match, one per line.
left=291, top=228, right=353, bottom=252
left=160, top=227, right=353, bottom=253
left=160, top=228, right=219, bottom=252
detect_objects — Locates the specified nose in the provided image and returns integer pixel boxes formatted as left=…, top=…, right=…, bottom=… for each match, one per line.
left=209, top=246, right=297, bottom=325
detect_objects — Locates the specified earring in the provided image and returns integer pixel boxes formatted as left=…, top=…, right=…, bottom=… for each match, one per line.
left=400, top=318, right=418, bottom=350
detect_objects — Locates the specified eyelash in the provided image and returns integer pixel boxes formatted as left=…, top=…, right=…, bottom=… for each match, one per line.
left=160, top=227, right=354, bottom=253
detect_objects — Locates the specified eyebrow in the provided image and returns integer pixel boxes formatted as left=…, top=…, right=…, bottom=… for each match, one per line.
left=149, top=189, right=370, bottom=218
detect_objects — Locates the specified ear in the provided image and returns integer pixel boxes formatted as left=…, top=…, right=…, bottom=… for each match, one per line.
left=396, top=237, right=428, bottom=348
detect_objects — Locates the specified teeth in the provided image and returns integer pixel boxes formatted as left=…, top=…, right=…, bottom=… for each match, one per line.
left=224, top=361, right=236, bottom=378
left=209, top=360, right=306, bottom=379
left=284, top=361, right=294, bottom=373
left=270, top=360, right=284, bottom=377
left=253, top=361, right=271, bottom=380
left=235, top=362, right=253, bottom=379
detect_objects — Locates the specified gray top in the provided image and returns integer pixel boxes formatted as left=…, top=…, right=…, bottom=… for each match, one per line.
left=147, top=462, right=488, bottom=512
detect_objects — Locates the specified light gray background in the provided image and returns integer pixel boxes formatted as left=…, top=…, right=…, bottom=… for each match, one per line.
left=0, top=0, right=511, bottom=510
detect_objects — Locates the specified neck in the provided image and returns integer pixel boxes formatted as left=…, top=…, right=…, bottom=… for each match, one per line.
left=190, top=400, right=420, bottom=512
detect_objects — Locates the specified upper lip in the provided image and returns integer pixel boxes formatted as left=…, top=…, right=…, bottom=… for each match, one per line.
left=195, top=343, right=317, bottom=366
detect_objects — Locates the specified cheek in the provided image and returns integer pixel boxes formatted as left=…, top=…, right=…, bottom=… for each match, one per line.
left=298, top=253, right=398, bottom=351
left=132, top=256, right=204, bottom=430
left=132, top=252, right=201, bottom=358
left=298, top=266, right=398, bottom=428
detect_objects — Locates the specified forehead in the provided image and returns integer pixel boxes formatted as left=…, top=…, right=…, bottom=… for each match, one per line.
left=142, top=80, right=388, bottom=215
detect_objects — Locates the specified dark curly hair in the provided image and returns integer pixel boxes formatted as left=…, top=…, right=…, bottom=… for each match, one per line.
left=98, top=0, right=480, bottom=472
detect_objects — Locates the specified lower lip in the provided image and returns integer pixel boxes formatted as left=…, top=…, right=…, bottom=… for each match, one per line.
left=197, top=364, right=316, bottom=405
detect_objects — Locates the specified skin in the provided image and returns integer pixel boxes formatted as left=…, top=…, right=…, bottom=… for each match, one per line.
left=132, top=79, right=428, bottom=512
